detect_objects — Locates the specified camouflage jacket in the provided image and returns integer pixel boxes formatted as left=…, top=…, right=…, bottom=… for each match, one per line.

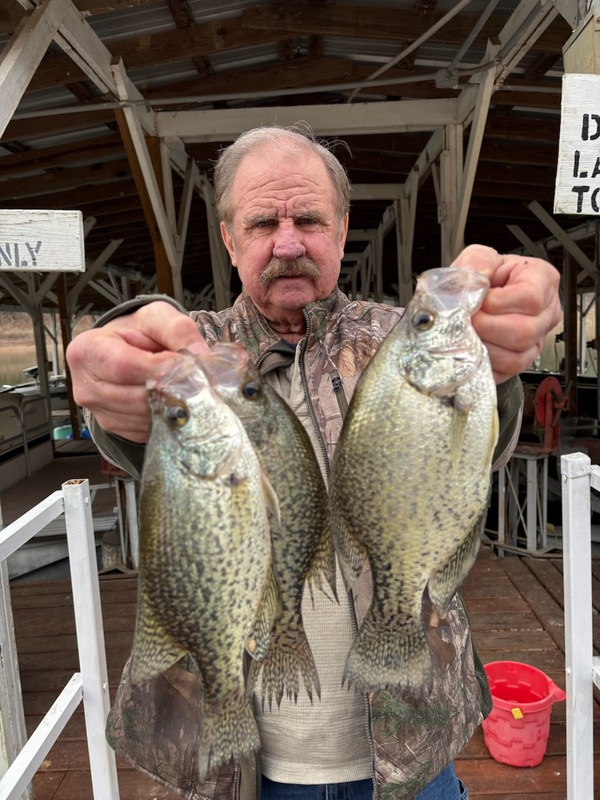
left=92, top=289, right=523, bottom=800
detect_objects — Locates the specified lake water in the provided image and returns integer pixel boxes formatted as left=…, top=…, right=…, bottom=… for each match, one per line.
left=0, top=348, right=64, bottom=388
left=0, top=347, right=39, bottom=387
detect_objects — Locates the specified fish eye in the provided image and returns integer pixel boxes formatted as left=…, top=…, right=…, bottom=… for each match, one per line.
left=241, top=380, right=261, bottom=400
left=411, top=309, right=435, bottom=331
left=165, top=401, right=189, bottom=427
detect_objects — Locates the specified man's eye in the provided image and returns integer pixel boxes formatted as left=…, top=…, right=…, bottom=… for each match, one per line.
left=256, top=219, right=275, bottom=228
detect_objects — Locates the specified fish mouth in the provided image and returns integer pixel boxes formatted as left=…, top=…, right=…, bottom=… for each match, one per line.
left=428, top=344, right=482, bottom=364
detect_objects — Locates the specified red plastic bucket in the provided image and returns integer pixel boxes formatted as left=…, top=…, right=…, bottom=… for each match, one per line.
left=481, top=661, right=566, bottom=767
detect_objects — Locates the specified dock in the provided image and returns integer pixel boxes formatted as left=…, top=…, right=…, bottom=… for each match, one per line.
left=6, top=543, right=599, bottom=799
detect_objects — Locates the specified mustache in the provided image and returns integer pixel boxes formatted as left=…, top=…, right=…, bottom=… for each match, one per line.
left=259, top=257, right=320, bottom=286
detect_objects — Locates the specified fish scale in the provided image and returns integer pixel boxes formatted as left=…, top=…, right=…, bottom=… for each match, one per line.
left=130, top=352, right=277, bottom=781
left=330, top=266, right=499, bottom=694
left=196, top=342, right=337, bottom=710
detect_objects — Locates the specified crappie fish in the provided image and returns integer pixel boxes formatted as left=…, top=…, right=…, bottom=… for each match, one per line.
left=330, top=267, right=499, bottom=693
left=130, top=351, right=277, bottom=780
left=196, top=342, right=336, bottom=709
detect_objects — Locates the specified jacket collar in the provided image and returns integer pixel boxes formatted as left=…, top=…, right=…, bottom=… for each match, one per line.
left=234, top=288, right=349, bottom=367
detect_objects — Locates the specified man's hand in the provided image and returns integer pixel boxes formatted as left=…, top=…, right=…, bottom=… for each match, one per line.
left=453, top=245, right=562, bottom=384
left=66, top=301, right=209, bottom=443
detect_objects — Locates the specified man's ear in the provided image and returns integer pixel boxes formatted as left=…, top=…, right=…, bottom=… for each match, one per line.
left=220, top=222, right=237, bottom=266
left=338, top=212, right=349, bottom=258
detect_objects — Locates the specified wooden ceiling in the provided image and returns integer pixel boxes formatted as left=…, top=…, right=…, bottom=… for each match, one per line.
left=0, top=0, right=586, bottom=315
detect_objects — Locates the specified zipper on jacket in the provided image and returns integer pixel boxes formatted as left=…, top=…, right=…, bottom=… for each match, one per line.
left=297, top=309, right=377, bottom=798
left=234, top=762, right=241, bottom=800
left=298, top=311, right=331, bottom=481
left=331, top=371, right=349, bottom=420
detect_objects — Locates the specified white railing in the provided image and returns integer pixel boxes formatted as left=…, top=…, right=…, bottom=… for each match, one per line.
left=560, top=452, right=600, bottom=800
left=0, top=480, right=119, bottom=800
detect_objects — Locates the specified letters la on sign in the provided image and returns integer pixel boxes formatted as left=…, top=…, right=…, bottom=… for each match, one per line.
left=0, top=210, right=85, bottom=272
left=555, top=73, right=600, bottom=216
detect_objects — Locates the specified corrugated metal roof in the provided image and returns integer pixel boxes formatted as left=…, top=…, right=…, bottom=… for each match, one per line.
left=0, top=0, right=577, bottom=315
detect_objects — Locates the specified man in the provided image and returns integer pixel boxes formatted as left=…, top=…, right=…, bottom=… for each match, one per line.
left=67, top=125, right=561, bottom=800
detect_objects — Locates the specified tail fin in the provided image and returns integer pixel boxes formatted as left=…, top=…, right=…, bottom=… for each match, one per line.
left=197, top=695, right=260, bottom=783
left=343, top=614, right=432, bottom=694
left=249, top=617, right=321, bottom=710
left=305, top=518, right=338, bottom=605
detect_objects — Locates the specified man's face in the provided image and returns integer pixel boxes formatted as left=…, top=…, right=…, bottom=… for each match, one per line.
left=220, top=146, right=348, bottom=326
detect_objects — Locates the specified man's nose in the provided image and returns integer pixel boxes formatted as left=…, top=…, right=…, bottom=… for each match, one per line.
left=272, top=232, right=306, bottom=260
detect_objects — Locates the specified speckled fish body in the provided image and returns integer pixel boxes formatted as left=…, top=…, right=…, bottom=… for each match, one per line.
left=330, top=267, right=499, bottom=693
left=130, top=351, right=275, bottom=781
left=197, top=342, right=336, bottom=709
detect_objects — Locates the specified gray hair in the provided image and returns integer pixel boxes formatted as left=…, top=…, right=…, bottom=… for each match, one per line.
left=214, top=124, right=351, bottom=230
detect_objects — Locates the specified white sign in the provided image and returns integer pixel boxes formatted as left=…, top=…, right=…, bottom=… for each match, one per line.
left=0, top=209, right=85, bottom=272
left=554, top=73, right=600, bottom=215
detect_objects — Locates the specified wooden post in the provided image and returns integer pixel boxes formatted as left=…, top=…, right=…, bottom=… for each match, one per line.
left=57, top=274, right=81, bottom=440
left=114, top=108, right=177, bottom=299
left=563, top=251, right=578, bottom=417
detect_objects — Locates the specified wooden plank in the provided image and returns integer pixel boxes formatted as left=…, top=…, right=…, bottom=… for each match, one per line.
left=42, top=764, right=180, bottom=799
left=13, top=614, right=135, bottom=637
left=468, top=611, right=543, bottom=632
left=31, top=770, right=66, bottom=800
left=0, top=0, right=64, bottom=141
left=499, top=556, right=566, bottom=651
left=14, top=630, right=134, bottom=656
left=19, top=664, right=126, bottom=692
left=0, top=210, right=84, bottom=272
left=0, top=158, right=131, bottom=202
left=456, top=755, right=570, bottom=793
left=554, top=557, right=600, bottom=616
left=459, top=722, right=597, bottom=759
left=10, top=590, right=137, bottom=610
left=25, top=711, right=86, bottom=739
left=10, top=545, right=600, bottom=800
left=462, top=596, right=530, bottom=613
left=522, top=557, right=565, bottom=605
left=471, top=629, right=558, bottom=651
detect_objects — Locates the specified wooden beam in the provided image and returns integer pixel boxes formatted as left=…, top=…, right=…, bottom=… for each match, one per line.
left=453, top=43, right=499, bottom=255
left=0, top=0, right=65, bottom=140
left=155, top=99, right=460, bottom=142
left=528, top=200, right=596, bottom=282
left=114, top=108, right=176, bottom=298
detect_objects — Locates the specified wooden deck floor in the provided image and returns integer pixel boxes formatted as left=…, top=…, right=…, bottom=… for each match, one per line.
left=8, top=544, right=600, bottom=800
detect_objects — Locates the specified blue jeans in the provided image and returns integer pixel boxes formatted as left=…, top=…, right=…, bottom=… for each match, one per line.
left=261, top=764, right=468, bottom=799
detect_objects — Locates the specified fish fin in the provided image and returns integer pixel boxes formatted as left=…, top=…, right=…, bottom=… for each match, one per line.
left=130, top=595, right=189, bottom=685
left=197, top=694, right=261, bottom=782
left=262, top=472, right=281, bottom=527
left=305, top=517, right=338, bottom=605
left=249, top=616, right=321, bottom=711
left=330, top=509, right=367, bottom=591
left=343, top=609, right=432, bottom=693
left=487, top=407, right=500, bottom=466
left=245, top=566, right=281, bottom=663
left=427, top=517, right=483, bottom=615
